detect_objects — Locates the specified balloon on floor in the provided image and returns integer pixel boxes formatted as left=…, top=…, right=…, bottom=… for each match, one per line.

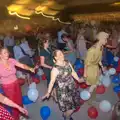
left=96, top=85, right=106, bottom=94
left=113, top=86, right=120, bottom=93
left=112, top=75, right=120, bottom=84
left=42, top=74, right=46, bottom=81
left=88, top=106, right=98, bottom=119
left=27, top=88, right=39, bottom=102
left=102, top=76, right=111, bottom=87
left=40, top=106, right=51, bottom=120
left=22, top=96, right=33, bottom=105
left=74, top=59, right=84, bottom=70
left=80, top=90, right=91, bottom=101
left=99, top=100, right=112, bottom=112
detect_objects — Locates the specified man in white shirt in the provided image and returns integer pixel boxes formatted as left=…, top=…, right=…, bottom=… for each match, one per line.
left=4, top=33, right=15, bottom=57
left=57, top=27, right=67, bottom=50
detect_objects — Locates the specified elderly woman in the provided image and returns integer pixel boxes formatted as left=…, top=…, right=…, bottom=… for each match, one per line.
left=42, top=50, right=84, bottom=120
left=84, top=32, right=109, bottom=104
left=0, top=47, right=34, bottom=120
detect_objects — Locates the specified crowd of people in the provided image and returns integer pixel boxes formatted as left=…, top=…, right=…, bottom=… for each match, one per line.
left=0, top=22, right=120, bottom=120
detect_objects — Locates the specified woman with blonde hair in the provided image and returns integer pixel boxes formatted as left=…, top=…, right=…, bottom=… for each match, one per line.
left=84, top=32, right=109, bottom=104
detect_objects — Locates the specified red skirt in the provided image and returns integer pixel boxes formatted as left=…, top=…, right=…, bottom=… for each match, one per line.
left=0, top=105, right=14, bottom=120
left=2, top=80, right=22, bottom=120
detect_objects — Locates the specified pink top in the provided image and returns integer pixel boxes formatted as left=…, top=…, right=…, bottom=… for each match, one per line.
left=0, top=58, right=18, bottom=85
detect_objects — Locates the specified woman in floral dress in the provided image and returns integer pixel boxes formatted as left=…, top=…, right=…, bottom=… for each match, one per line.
left=42, top=50, right=84, bottom=120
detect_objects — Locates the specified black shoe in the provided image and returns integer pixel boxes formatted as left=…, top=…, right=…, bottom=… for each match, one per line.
left=70, top=117, right=73, bottom=120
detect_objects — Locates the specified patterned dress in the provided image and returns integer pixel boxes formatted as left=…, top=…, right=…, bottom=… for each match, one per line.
left=0, top=106, right=14, bottom=120
left=54, top=61, right=80, bottom=112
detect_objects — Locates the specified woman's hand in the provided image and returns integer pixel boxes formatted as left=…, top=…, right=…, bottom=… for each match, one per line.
left=29, top=68, right=35, bottom=73
left=41, top=93, right=50, bottom=101
left=79, top=77, right=85, bottom=83
left=17, top=106, right=28, bottom=115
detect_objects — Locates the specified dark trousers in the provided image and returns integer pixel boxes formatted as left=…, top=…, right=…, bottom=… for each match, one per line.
left=57, top=42, right=66, bottom=50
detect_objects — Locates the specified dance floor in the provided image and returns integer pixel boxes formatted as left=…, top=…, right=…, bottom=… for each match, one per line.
left=22, top=79, right=119, bottom=120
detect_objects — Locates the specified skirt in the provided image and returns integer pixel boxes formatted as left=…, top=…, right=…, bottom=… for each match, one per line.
left=0, top=105, right=14, bottom=120
left=2, top=80, right=22, bottom=120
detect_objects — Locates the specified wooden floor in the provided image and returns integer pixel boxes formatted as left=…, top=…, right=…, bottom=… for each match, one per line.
left=22, top=79, right=119, bottom=120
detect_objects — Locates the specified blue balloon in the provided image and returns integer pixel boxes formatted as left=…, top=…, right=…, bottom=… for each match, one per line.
left=113, top=86, right=120, bottom=93
left=40, top=106, right=51, bottom=120
left=112, top=75, right=120, bottom=84
left=74, top=59, right=84, bottom=69
left=22, top=96, right=33, bottom=105
left=106, top=49, right=114, bottom=65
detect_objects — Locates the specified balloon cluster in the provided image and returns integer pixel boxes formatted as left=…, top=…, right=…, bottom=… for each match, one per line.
left=27, top=82, right=39, bottom=102
left=112, top=74, right=120, bottom=93
left=79, top=67, right=115, bottom=119
left=87, top=100, right=112, bottom=119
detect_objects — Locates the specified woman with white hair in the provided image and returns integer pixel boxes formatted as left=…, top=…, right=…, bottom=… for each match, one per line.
left=84, top=31, right=109, bottom=104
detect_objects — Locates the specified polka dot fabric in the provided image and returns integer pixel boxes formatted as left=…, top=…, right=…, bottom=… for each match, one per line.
left=0, top=106, right=14, bottom=120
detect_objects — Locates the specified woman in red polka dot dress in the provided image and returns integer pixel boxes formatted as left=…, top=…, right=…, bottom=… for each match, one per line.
left=0, top=93, right=28, bottom=120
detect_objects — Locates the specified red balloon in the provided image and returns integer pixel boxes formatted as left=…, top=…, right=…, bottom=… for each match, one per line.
left=96, top=85, right=105, bottom=94
left=78, top=68, right=84, bottom=75
left=18, top=78, right=25, bottom=86
left=74, top=106, right=80, bottom=112
left=79, top=82, right=89, bottom=89
left=25, top=25, right=32, bottom=31
left=117, top=91, right=120, bottom=99
left=33, top=78, right=40, bottom=84
left=80, top=98, right=85, bottom=105
left=42, top=74, right=46, bottom=81
left=88, top=106, right=98, bottom=119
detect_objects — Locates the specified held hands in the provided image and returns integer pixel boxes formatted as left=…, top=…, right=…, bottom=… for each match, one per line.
left=29, top=68, right=35, bottom=73
left=17, top=106, right=28, bottom=116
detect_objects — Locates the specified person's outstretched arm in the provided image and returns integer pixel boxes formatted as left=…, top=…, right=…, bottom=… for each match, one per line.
left=0, top=94, right=28, bottom=115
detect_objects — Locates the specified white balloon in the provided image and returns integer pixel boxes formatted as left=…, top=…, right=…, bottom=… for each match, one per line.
left=37, top=68, right=44, bottom=76
left=99, top=74, right=104, bottom=82
left=80, top=90, right=91, bottom=101
left=27, top=89, right=39, bottom=102
left=102, top=76, right=111, bottom=87
left=29, top=82, right=36, bottom=89
left=114, top=57, right=119, bottom=62
left=104, top=71, right=110, bottom=77
left=99, top=100, right=112, bottom=112
left=108, top=68, right=116, bottom=75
